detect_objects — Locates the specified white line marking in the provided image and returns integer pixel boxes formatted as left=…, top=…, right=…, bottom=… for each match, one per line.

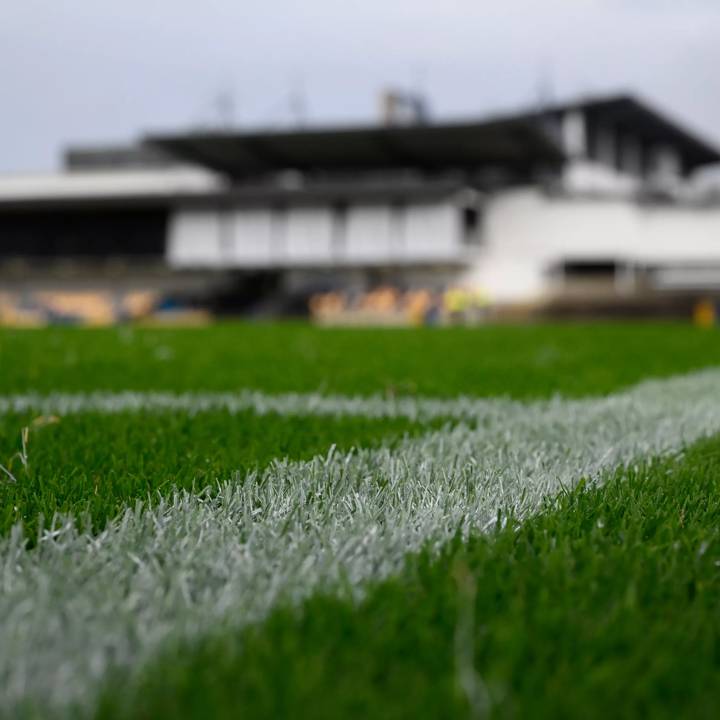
left=0, top=388, right=565, bottom=421
left=1, top=369, right=720, bottom=715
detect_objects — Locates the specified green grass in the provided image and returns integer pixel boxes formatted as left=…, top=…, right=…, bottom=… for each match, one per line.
left=0, top=410, right=427, bottom=539
left=3, top=323, right=720, bottom=717
left=97, top=435, right=720, bottom=720
left=9, top=321, right=717, bottom=539
left=3, top=322, right=720, bottom=397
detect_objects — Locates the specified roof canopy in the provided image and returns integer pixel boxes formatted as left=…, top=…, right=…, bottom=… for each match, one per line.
left=147, top=117, right=563, bottom=180
left=535, top=95, right=720, bottom=171
left=148, top=94, right=720, bottom=179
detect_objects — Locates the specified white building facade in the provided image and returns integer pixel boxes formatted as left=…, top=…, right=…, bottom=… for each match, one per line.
left=2, top=93, right=720, bottom=317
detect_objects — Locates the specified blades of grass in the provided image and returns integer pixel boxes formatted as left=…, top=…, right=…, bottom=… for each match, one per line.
left=98, top=433, right=720, bottom=720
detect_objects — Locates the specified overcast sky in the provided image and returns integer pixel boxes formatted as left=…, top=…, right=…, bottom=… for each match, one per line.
left=2, top=0, right=719, bottom=173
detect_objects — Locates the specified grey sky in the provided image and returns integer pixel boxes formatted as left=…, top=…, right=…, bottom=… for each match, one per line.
left=2, top=0, right=719, bottom=173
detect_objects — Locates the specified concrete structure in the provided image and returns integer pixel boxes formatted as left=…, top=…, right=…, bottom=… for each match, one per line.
left=2, top=93, right=720, bottom=320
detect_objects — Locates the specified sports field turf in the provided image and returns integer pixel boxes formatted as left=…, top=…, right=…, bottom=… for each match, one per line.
left=1, top=323, right=720, bottom=718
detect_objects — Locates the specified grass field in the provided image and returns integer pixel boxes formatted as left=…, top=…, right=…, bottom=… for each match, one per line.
left=6, top=322, right=720, bottom=396
left=2, top=323, right=720, bottom=718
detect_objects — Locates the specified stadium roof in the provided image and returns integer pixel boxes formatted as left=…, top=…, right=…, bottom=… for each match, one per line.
left=147, top=117, right=564, bottom=180
left=147, top=94, right=720, bottom=179
left=531, top=94, right=720, bottom=171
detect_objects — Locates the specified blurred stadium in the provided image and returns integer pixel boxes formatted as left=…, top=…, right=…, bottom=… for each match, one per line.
left=3, top=91, right=720, bottom=326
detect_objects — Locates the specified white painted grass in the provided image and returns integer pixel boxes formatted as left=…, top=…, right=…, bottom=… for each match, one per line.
left=1, top=369, right=720, bottom=716
left=0, top=387, right=537, bottom=422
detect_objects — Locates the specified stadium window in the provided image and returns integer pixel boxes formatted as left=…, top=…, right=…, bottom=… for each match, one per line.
left=331, top=201, right=348, bottom=254
left=461, top=204, right=482, bottom=245
left=560, top=260, right=618, bottom=278
left=0, top=209, right=166, bottom=260
left=270, top=203, right=287, bottom=253
left=218, top=207, right=234, bottom=255
left=389, top=200, right=406, bottom=252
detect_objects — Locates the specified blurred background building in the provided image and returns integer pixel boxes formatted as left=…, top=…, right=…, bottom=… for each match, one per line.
left=2, top=92, right=720, bottom=325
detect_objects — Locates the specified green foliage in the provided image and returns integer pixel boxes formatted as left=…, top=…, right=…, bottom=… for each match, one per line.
left=98, top=437, right=720, bottom=720
left=3, top=322, right=720, bottom=397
